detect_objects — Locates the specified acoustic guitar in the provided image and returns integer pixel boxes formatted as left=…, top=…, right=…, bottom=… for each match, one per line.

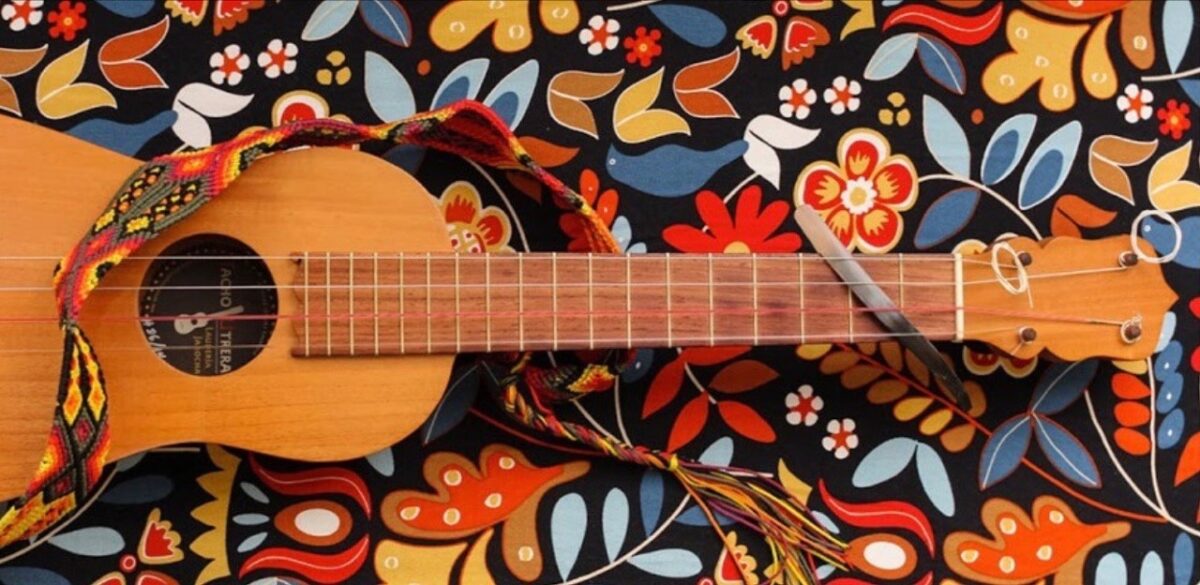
left=0, top=113, right=1176, bottom=506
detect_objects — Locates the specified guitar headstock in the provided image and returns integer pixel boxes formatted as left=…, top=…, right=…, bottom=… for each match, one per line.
left=960, top=235, right=1176, bottom=362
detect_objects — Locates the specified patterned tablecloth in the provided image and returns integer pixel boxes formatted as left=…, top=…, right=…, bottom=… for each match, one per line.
left=2, top=1, right=1200, bottom=583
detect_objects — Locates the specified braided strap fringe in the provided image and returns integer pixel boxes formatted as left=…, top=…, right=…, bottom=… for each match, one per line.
left=498, top=384, right=849, bottom=584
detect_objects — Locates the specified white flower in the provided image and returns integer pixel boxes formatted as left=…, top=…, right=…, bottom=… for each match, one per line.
left=823, top=76, right=862, bottom=115
left=210, top=44, right=251, bottom=86
left=778, top=79, right=817, bottom=120
left=257, top=39, right=298, bottom=79
left=578, top=14, right=620, bottom=55
left=1116, top=83, right=1154, bottom=123
left=1, top=0, right=44, bottom=31
left=785, top=384, right=823, bottom=426
left=821, top=418, right=859, bottom=459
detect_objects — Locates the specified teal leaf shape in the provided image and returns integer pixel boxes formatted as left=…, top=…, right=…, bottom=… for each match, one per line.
left=1097, top=552, right=1128, bottom=584
left=698, top=436, right=734, bottom=467
left=639, top=469, right=663, bottom=536
left=551, top=493, right=588, bottom=579
left=1018, top=121, right=1082, bottom=209
left=358, top=0, right=412, bottom=47
left=1032, top=415, right=1101, bottom=488
left=301, top=0, right=357, bottom=41
left=1141, top=551, right=1165, bottom=585
left=851, top=437, right=917, bottom=487
left=922, top=95, right=970, bottom=177
left=914, top=187, right=980, bottom=249
left=979, top=414, right=1031, bottom=489
left=364, top=52, right=415, bottom=122
left=629, top=548, right=703, bottom=577
left=647, top=4, right=726, bottom=48
left=915, top=34, right=966, bottom=94
left=1029, top=360, right=1097, bottom=415
left=980, top=113, right=1037, bottom=185
left=1174, top=532, right=1193, bottom=585
left=49, top=527, right=125, bottom=556
left=483, top=59, right=539, bottom=128
left=432, top=58, right=489, bottom=109
left=1163, top=0, right=1194, bottom=73
left=863, top=33, right=919, bottom=81
left=915, top=443, right=955, bottom=516
left=602, top=488, right=629, bottom=562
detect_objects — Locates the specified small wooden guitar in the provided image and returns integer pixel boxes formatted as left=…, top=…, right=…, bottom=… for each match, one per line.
left=0, top=115, right=1175, bottom=503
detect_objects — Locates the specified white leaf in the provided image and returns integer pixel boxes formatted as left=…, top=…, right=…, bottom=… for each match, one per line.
left=172, top=105, right=211, bottom=147
left=174, top=82, right=253, bottom=118
left=744, top=114, right=819, bottom=150
left=743, top=138, right=781, bottom=188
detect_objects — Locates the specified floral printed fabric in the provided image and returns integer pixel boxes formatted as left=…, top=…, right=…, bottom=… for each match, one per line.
left=1, top=1, right=1199, bottom=584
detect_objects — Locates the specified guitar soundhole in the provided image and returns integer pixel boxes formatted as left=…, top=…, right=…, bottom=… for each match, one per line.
left=139, top=234, right=278, bottom=376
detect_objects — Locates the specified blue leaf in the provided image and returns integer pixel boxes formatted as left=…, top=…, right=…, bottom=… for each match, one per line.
left=851, top=437, right=916, bottom=487
left=0, top=568, right=70, bottom=585
left=1158, top=373, right=1184, bottom=414
left=1033, top=415, right=1101, bottom=488
left=647, top=4, right=726, bottom=48
left=1180, top=79, right=1200, bottom=107
left=675, top=505, right=735, bottom=526
left=979, top=415, right=1032, bottom=489
left=432, top=58, right=490, bottom=109
left=240, top=481, right=270, bottom=504
left=1097, top=552, right=1129, bottom=585
left=551, top=493, right=587, bottom=579
left=612, top=215, right=635, bottom=253
left=302, top=0, right=357, bottom=41
left=639, top=469, right=663, bottom=536
left=1142, top=551, right=1166, bottom=585
left=629, top=548, right=703, bottom=577
left=812, top=510, right=840, bottom=534
left=66, top=111, right=177, bottom=156
left=1018, top=121, right=1082, bottom=209
left=1143, top=215, right=1200, bottom=268
left=358, top=0, right=412, bottom=47
left=99, top=475, right=173, bottom=504
left=1173, top=532, right=1193, bottom=585
left=915, top=443, right=955, bottom=516
left=863, top=33, right=919, bottom=81
left=1158, top=409, right=1185, bottom=449
left=364, top=52, right=415, bottom=122
left=365, top=447, right=395, bottom=476
left=606, top=141, right=748, bottom=197
left=1163, top=0, right=1194, bottom=73
left=914, top=187, right=980, bottom=249
left=981, top=114, right=1037, bottom=185
left=233, top=513, right=270, bottom=526
left=95, top=0, right=153, bottom=17
left=623, top=348, right=655, bottom=383
left=602, top=489, right=629, bottom=562
left=698, top=436, right=734, bottom=467
left=237, top=532, right=269, bottom=554
left=49, top=527, right=125, bottom=556
left=922, top=95, right=970, bottom=177
left=1030, top=360, right=1098, bottom=415
left=483, top=59, right=539, bottom=128
left=1156, top=312, right=1177, bottom=353
left=916, top=34, right=966, bottom=95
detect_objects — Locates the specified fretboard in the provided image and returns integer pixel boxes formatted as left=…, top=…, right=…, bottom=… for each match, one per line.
left=290, top=252, right=959, bottom=357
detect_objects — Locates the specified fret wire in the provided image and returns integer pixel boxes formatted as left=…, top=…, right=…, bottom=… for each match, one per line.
left=899, top=252, right=905, bottom=309
left=587, top=253, right=595, bottom=350
left=707, top=252, right=715, bottom=346
left=454, top=253, right=461, bottom=354
left=425, top=252, right=432, bottom=354
left=348, top=252, right=355, bottom=357
left=847, top=282, right=855, bottom=343
left=518, top=254, right=525, bottom=352
left=325, top=251, right=332, bottom=357
left=552, top=252, right=559, bottom=351
left=625, top=254, right=632, bottom=349
left=751, top=253, right=759, bottom=345
left=665, top=252, right=673, bottom=347
left=303, top=252, right=310, bottom=357
left=954, top=253, right=965, bottom=342
left=799, top=253, right=806, bottom=345
left=399, top=253, right=405, bottom=354
left=372, top=252, right=380, bottom=356
left=485, top=254, right=492, bottom=353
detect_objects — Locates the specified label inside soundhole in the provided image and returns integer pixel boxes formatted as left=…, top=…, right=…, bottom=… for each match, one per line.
left=139, top=234, right=277, bottom=376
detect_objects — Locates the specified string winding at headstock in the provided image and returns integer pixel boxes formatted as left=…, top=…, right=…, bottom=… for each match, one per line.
left=960, top=235, right=1175, bottom=362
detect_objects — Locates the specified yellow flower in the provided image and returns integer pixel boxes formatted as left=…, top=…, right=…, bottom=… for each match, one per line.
left=430, top=0, right=579, bottom=53
left=436, top=181, right=514, bottom=253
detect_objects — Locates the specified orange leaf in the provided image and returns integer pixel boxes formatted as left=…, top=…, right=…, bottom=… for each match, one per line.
left=0, top=44, right=47, bottom=116
left=644, top=358, right=685, bottom=418
left=1088, top=135, right=1157, bottom=203
left=681, top=345, right=751, bottom=366
left=99, top=16, right=169, bottom=90
left=1113, top=402, right=1150, bottom=427
left=505, top=171, right=542, bottom=204
left=717, top=401, right=776, bottom=443
left=546, top=69, right=624, bottom=138
left=517, top=136, right=578, bottom=168
left=1111, top=372, right=1151, bottom=399
left=1175, top=432, right=1200, bottom=486
left=667, top=395, right=710, bottom=452
left=1114, top=428, right=1151, bottom=456
left=819, top=351, right=859, bottom=375
left=673, top=47, right=740, bottom=119
left=709, top=360, right=778, bottom=393
left=1050, top=194, right=1117, bottom=238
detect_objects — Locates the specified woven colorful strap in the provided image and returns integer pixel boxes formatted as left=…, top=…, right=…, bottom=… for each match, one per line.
left=0, top=100, right=621, bottom=547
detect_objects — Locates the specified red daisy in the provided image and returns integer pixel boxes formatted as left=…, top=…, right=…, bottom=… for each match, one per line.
left=1157, top=99, right=1192, bottom=140
left=46, top=0, right=84, bottom=41
left=663, top=185, right=802, bottom=253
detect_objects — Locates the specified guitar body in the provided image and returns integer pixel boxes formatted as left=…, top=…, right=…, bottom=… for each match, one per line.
left=0, top=119, right=452, bottom=500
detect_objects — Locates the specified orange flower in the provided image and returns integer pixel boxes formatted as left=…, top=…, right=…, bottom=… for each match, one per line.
left=46, top=0, right=84, bottom=41
left=663, top=185, right=802, bottom=253
left=794, top=128, right=917, bottom=253
left=437, top=182, right=513, bottom=253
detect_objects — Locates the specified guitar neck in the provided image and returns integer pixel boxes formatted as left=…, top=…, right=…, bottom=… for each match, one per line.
left=289, top=252, right=961, bottom=357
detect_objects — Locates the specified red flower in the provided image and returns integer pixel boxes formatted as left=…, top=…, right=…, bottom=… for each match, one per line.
left=1157, top=99, right=1192, bottom=140
left=623, top=26, right=662, bottom=67
left=560, top=168, right=618, bottom=252
left=46, top=0, right=84, bottom=41
left=663, top=185, right=802, bottom=253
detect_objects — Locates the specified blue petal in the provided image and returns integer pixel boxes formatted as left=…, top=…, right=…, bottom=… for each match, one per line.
left=95, top=0, right=153, bottom=17
left=979, top=415, right=1032, bottom=489
left=240, top=481, right=270, bottom=504
left=1018, top=121, right=1082, bottom=209
left=863, top=33, right=918, bottom=81
left=0, top=568, right=71, bottom=585
left=915, top=443, right=956, bottom=516
left=551, top=493, right=588, bottom=579
left=237, top=532, right=269, bottom=554
left=981, top=114, right=1037, bottom=185
left=914, top=187, right=980, bottom=249
left=851, top=437, right=916, bottom=487
left=1142, top=551, right=1166, bottom=585
left=358, top=0, right=412, bottom=47
left=432, top=59, right=490, bottom=109
left=611, top=215, right=634, bottom=252
left=49, top=527, right=125, bottom=556
left=629, top=548, right=703, bottom=578
left=1033, top=416, right=1101, bottom=488
left=1029, top=360, right=1098, bottom=415
left=364, top=52, right=415, bottom=122
left=1097, top=552, right=1129, bottom=585
left=1173, top=532, right=1193, bottom=585
left=99, top=474, right=173, bottom=504
left=602, top=489, right=629, bottom=562
left=647, top=4, right=726, bottom=47
left=1157, top=409, right=1185, bottom=449
left=1181, top=79, right=1200, bottom=107
left=1156, top=341, right=1183, bottom=378
left=1163, top=0, right=1194, bottom=73
left=606, top=141, right=748, bottom=197
left=675, top=505, right=734, bottom=526
left=698, top=436, right=734, bottom=467
left=66, top=111, right=177, bottom=157
left=1156, top=312, right=1176, bottom=353
left=365, top=447, right=395, bottom=477
left=922, top=95, right=970, bottom=177
left=233, top=513, right=270, bottom=526
left=483, top=59, right=539, bottom=128
left=622, top=348, right=655, bottom=383
left=639, top=469, right=663, bottom=536
left=302, top=0, right=357, bottom=41
left=1157, top=373, right=1184, bottom=414
left=916, top=34, right=966, bottom=94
